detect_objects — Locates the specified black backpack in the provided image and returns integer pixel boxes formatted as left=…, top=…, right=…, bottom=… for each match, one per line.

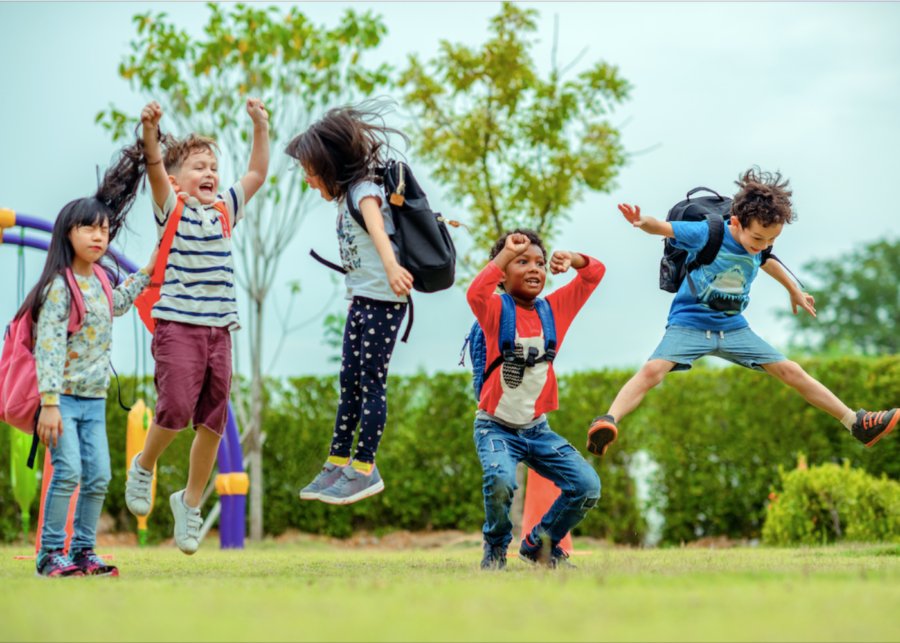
left=310, top=159, right=457, bottom=341
left=660, top=186, right=800, bottom=297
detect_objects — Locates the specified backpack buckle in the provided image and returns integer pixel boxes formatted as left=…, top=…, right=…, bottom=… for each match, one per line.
left=544, top=340, right=557, bottom=363
left=501, top=341, right=516, bottom=362
left=525, top=346, right=539, bottom=367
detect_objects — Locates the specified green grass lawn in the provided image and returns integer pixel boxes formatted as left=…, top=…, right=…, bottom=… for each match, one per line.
left=3, top=539, right=900, bottom=642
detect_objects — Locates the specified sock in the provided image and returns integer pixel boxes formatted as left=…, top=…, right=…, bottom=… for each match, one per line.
left=351, top=460, right=374, bottom=475
left=840, top=409, right=858, bottom=432
left=327, top=455, right=350, bottom=467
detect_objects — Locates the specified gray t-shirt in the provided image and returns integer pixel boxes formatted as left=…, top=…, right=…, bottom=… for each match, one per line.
left=337, top=181, right=408, bottom=303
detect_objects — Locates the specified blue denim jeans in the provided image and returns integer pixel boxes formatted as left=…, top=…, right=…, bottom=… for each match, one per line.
left=473, top=417, right=601, bottom=549
left=40, top=395, right=111, bottom=558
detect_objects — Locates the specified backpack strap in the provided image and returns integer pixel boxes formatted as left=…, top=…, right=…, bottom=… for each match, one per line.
left=685, top=213, right=726, bottom=298
left=482, top=294, right=518, bottom=385
left=153, top=199, right=185, bottom=288
left=64, top=268, right=88, bottom=334
left=92, top=263, right=114, bottom=319
left=347, top=197, right=369, bottom=234
left=309, top=249, right=347, bottom=274
left=533, top=298, right=557, bottom=364
left=214, top=201, right=231, bottom=238
left=134, top=199, right=185, bottom=334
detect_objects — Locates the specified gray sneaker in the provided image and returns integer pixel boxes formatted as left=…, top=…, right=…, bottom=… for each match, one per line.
left=318, top=465, right=385, bottom=505
left=299, top=462, right=347, bottom=500
left=125, top=453, right=154, bottom=517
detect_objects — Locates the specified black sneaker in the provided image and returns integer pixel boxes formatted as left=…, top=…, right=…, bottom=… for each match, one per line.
left=480, top=542, right=508, bottom=571
left=587, top=414, right=618, bottom=456
left=851, top=408, right=900, bottom=448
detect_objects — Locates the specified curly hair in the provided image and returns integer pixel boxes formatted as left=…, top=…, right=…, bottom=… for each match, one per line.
left=284, top=98, right=409, bottom=201
left=162, top=133, right=219, bottom=176
left=489, top=228, right=548, bottom=292
left=731, top=167, right=796, bottom=228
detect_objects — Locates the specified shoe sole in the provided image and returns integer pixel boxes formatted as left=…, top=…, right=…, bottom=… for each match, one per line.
left=587, top=420, right=618, bottom=456
left=34, top=571, right=84, bottom=579
left=299, top=491, right=319, bottom=500
left=318, top=480, right=385, bottom=505
left=169, top=493, right=200, bottom=555
left=865, top=412, right=900, bottom=448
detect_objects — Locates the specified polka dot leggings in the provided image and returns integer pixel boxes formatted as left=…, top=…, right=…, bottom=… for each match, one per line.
left=330, top=296, right=407, bottom=464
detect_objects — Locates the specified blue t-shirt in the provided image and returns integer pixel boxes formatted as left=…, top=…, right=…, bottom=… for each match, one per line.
left=666, top=221, right=761, bottom=331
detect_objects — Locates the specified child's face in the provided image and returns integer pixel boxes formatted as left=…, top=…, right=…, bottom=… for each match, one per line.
left=501, top=244, right=547, bottom=300
left=68, top=217, right=109, bottom=265
left=303, top=164, right=333, bottom=202
left=169, top=149, right=219, bottom=205
left=730, top=216, right=783, bottom=255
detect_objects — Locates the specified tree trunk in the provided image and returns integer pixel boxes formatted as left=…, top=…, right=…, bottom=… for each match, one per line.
left=248, top=296, right=264, bottom=541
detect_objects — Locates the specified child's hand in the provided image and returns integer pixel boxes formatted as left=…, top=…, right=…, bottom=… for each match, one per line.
left=618, top=203, right=651, bottom=230
left=504, top=233, right=530, bottom=256
left=143, top=245, right=160, bottom=278
left=387, top=263, right=414, bottom=297
left=37, top=406, right=63, bottom=448
left=141, top=101, right=163, bottom=130
left=246, top=97, right=269, bottom=126
left=791, top=290, right=817, bottom=317
left=549, top=251, right=573, bottom=274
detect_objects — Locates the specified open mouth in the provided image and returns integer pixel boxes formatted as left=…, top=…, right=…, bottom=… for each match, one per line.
left=199, top=180, right=215, bottom=196
left=524, top=277, right=541, bottom=287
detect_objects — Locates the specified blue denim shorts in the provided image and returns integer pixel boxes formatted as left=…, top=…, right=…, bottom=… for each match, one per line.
left=648, top=324, right=786, bottom=372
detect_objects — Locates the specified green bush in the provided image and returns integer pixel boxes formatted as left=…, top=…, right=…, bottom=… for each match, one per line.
left=763, top=462, right=900, bottom=545
left=4, top=356, right=899, bottom=546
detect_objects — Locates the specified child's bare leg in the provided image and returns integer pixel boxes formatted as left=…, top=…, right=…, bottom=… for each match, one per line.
left=137, top=422, right=179, bottom=471
left=762, top=360, right=850, bottom=420
left=608, top=359, right=677, bottom=421
left=184, top=425, right=222, bottom=508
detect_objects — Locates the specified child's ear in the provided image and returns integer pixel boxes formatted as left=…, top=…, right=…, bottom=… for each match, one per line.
left=167, top=174, right=180, bottom=192
left=730, top=215, right=740, bottom=230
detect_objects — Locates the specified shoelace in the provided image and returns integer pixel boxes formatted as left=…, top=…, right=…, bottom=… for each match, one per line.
left=78, top=550, right=103, bottom=566
left=130, top=467, right=152, bottom=490
left=863, top=411, right=887, bottom=429
left=49, top=552, right=72, bottom=569
left=551, top=545, right=570, bottom=560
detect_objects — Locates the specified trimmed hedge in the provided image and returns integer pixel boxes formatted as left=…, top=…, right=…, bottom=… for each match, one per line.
left=2, top=356, right=899, bottom=545
left=763, top=462, right=900, bottom=545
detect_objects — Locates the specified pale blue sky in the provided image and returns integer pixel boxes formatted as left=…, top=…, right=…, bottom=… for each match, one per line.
left=1, top=2, right=899, bottom=379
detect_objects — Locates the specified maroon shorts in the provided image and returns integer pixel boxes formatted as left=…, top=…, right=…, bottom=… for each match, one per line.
left=151, top=320, right=232, bottom=436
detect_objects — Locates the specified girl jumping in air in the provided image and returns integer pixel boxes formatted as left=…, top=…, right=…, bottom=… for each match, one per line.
left=18, top=141, right=158, bottom=578
left=286, top=102, right=412, bottom=505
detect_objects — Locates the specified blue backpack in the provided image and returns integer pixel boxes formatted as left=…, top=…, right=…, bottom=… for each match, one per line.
left=460, top=294, right=557, bottom=401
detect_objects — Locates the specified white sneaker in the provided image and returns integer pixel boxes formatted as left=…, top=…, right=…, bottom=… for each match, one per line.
left=170, top=490, right=202, bottom=555
left=125, top=453, right=154, bottom=517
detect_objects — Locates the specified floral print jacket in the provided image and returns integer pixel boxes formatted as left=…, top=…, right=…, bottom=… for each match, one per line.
left=35, top=270, right=150, bottom=405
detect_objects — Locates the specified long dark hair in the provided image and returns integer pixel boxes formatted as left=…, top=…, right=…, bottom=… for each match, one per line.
left=284, top=98, right=410, bottom=201
left=15, top=136, right=152, bottom=323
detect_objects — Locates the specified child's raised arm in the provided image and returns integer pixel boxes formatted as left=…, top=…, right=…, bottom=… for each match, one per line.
left=141, top=102, right=170, bottom=211
left=239, top=97, right=270, bottom=204
left=618, top=204, right=674, bottom=238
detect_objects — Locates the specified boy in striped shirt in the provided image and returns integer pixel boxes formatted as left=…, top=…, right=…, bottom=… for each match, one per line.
left=125, top=99, right=269, bottom=554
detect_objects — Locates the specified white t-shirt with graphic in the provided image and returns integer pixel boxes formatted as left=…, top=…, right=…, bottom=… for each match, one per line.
left=336, top=181, right=407, bottom=303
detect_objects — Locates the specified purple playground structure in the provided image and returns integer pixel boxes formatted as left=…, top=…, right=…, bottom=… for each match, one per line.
left=1, top=209, right=246, bottom=549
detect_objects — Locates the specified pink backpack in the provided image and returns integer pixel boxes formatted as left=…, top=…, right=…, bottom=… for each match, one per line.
left=0, top=266, right=113, bottom=455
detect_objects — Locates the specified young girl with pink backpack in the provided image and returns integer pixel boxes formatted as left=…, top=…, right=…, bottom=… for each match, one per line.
left=0, top=141, right=158, bottom=578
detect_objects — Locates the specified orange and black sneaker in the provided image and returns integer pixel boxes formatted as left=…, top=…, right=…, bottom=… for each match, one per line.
left=851, top=408, right=900, bottom=448
left=587, top=414, right=618, bottom=456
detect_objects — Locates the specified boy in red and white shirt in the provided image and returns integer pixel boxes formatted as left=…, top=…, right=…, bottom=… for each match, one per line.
left=467, top=229, right=605, bottom=570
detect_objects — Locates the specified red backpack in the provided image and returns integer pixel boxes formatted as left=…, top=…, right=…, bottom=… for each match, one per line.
left=0, top=265, right=113, bottom=465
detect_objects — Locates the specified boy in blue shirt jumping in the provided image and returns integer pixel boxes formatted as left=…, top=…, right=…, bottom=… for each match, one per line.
left=586, top=168, right=898, bottom=457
